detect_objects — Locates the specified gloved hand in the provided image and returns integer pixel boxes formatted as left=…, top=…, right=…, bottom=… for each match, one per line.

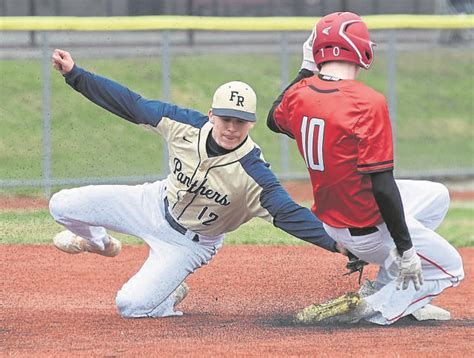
left=393, top=247, right=423, bottom=291
left=301, top=27, right=318, bottom=72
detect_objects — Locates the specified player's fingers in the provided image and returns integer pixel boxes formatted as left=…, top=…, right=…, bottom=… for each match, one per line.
left=413, top=277, right=420, bottom=291
left=58, top=49, right=71, bottom=60
left=53, top=49, right=69, bottom=62
left=402, top=277, right=410, bottom=290
left=51, top=52, right=63, bottom=64
left=396, top=276, right=402, bottom=290
left=52, top=49, right=62, bottom=58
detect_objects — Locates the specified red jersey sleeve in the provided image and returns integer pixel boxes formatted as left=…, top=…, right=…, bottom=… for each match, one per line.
left=354, top=93, right=394, bottom=174
left=273, top=95, right=295, bottom=138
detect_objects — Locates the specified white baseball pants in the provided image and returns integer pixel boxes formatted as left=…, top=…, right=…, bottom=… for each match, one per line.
left=49, top=180, right=223, bottom=318
left=323, top=180, right=464, bottom=325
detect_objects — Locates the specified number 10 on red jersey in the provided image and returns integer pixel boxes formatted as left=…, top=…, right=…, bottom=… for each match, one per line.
left=301, top=116, right=325, bottom=171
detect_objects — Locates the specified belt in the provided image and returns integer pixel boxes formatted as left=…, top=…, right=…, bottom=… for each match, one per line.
left=348, top=227, right=378, bottom=236
left=164, top=197, right=199, bottom=242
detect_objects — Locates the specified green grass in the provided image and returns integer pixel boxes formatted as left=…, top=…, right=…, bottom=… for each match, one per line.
left=1, top=202, right=472, bottom=247
left=0, top=48, right=473, bottom=191
left=1, top=50, right=471, bottom=249
left=436, top=203, right=474, bottom=247
left=360, top=49, right=474, bottom=171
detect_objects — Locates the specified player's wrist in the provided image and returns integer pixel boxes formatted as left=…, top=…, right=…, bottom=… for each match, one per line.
left=398, top=243, right=414, bottom=257
left=335, top=242, right=348, bottom=255
left=400, top=246, right=416, bottom=259
left=300, top=60, right=318, bottom=72
left=62, top=63, right=76, bottom=76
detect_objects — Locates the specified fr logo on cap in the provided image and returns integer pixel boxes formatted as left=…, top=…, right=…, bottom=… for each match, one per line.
left=212, top=81, right=257, bottom=122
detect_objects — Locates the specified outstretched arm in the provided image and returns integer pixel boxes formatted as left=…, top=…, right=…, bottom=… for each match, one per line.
left=240, top=148, right=345, bottom=254
left=51, top=49, right=206, bottom=128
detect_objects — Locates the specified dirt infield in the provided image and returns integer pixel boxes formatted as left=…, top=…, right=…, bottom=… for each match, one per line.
left=1, top=245, right=473, bottom=356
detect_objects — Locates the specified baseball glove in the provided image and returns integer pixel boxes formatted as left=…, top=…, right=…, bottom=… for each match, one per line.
left=294, top=292, right=361, bottom=324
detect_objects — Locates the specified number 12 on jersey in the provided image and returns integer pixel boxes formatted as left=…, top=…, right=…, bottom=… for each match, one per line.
left=301, top=116, right=325, bottom=171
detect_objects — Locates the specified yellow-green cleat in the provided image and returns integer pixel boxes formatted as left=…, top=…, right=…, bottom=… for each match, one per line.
left=294, top=292, right=364, bottom=325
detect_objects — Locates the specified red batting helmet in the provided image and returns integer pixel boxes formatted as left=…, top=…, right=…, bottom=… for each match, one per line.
left=312, top=12, right=375, bottom=69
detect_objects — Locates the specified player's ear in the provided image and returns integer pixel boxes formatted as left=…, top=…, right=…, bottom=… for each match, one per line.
left=208, top=109, right=214, bottom=123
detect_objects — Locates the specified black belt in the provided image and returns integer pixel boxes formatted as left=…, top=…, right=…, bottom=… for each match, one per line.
left=164, top=197, right=199, bottom=242
left=348, top=227, right=378, bottom=236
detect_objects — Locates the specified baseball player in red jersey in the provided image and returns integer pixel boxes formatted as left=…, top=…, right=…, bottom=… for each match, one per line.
left=268, top=12, right=464, bottom=324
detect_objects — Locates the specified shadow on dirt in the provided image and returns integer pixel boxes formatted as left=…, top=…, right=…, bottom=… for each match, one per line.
left=260, top=316, right=474, bottom=330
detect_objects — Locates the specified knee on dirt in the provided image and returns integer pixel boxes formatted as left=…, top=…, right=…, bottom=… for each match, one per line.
left=115, top=290, right=143, bottom=318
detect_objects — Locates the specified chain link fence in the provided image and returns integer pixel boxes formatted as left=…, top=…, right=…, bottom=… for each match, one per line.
left=0, top=15, right=473, bottom=196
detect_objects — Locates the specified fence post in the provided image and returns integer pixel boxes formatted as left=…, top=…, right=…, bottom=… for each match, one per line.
left=279, top=31, right=289, bottom=178
left=161, top=30, right=171, bottom=176
left=29, top=0, right=36, bottom=47
left=387, top=30, right=398, bottom=161
left=41, top=32, right=52, bottom=197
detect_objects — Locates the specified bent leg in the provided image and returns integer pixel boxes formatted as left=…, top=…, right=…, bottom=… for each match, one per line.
left=407, top=216, right=464, bottom=283
left=397, top=180, right=450, bottom=230
left=364, top=216, right=464, bottom=325
left=364, top=278, right=453, bottom=325
left=116, top=238, right=217, bottom=318
left=324, top=215, right=464, bottom=325
left=49, top=182, right=163, bottom=249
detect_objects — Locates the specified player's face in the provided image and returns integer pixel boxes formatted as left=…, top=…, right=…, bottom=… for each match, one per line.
left=209, top=112, right=255, bottom=150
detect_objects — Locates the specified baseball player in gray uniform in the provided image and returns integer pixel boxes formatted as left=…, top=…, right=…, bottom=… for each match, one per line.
left=49, top=49, right=346, bottom=318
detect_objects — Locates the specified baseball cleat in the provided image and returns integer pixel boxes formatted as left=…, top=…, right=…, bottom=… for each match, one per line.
left=411, top=304, right=451, bottom=321
left=53, top=230, right=121, bottom=257
left=172, top=282, right=190, bottom=308
left=294, top=292, right=372, bottom=324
